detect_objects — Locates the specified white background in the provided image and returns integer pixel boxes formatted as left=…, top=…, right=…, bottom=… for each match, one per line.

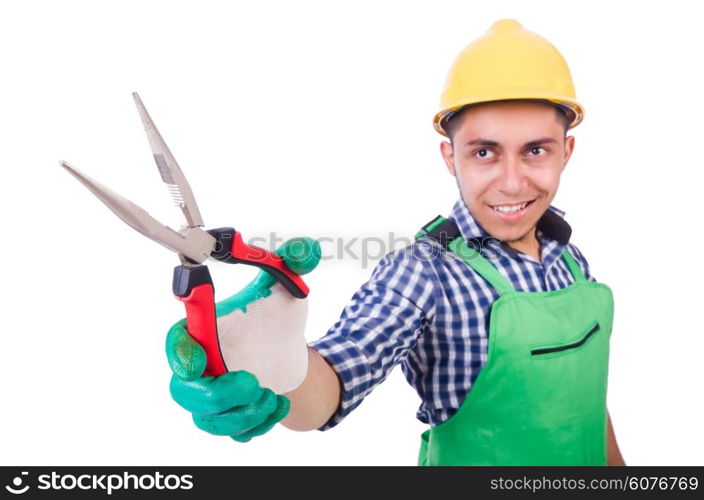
left=1, top=0, right=702, bottom=466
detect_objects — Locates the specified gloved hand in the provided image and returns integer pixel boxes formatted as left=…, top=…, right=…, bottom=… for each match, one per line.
left=166, top=236, right=321, bottom=442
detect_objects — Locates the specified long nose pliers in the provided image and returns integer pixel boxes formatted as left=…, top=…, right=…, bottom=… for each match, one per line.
left=60, top=93, right=309, bottom=377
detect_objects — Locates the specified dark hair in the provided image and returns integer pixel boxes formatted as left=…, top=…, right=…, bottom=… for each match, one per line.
left=443, top=99, right=572, bottom=144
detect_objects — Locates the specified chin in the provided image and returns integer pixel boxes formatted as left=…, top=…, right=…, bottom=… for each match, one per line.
left=488, top=227, right=525, bottom=243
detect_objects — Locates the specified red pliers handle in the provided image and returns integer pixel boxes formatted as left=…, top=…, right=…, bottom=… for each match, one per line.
left=173, top=227, right=309, bottom=376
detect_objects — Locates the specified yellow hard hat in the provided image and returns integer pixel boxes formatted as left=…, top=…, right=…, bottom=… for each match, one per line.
left=434, top=19, right=584, bottom=136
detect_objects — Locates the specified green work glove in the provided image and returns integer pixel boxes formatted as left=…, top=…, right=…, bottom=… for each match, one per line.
left=166, top=236, right=321, bottom=442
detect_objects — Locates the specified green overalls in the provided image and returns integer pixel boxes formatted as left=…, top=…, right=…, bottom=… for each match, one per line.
left=415, top=216, right=614, bottom=466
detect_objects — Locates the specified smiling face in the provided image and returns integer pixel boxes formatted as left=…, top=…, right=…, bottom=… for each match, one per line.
left=440, top=99, right=575, bottom=257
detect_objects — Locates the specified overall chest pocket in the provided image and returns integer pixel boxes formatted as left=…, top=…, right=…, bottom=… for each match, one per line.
left=530, top=322, right=600, bottom=357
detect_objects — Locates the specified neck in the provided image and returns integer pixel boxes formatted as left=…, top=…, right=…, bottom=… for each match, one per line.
left=506, top=228, right=542, bottom=262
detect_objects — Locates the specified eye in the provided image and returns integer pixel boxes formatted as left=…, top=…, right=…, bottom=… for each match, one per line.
left=527, top=146, right=547, bottom=156
left=473, top=148, right=495, bottom=159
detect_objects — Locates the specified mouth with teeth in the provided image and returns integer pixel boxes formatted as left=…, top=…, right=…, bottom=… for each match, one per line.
left=488, top=199, right=536, bottom=220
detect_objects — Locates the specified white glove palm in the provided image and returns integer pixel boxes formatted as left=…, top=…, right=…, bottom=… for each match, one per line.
left=211, top=236, right=320, bottom=394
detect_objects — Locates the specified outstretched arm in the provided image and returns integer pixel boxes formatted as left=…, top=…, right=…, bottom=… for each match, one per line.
left=282, top=246, right=436, bottom=433
left=281, top=347, right=341, bottom=431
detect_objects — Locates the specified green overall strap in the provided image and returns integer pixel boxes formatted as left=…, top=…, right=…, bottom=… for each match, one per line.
left=447, top=238, right=515, bottom=296
left=416, top=215, right=515, bottom=296
left=560, top=249, right=587, bottom=283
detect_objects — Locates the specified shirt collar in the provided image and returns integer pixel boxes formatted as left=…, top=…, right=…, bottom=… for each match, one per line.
left=447, top=197, right=572, bottom=255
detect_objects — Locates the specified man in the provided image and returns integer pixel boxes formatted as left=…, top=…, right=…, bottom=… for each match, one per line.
left=166, top=19, right=625, bottom=465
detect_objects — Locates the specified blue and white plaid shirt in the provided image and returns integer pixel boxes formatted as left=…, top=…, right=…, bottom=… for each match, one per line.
left=309, top=197, right=596, bottom=430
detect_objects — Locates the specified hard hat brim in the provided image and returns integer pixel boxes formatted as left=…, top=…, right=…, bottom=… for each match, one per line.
left=434, top=96, right=585, bottom=137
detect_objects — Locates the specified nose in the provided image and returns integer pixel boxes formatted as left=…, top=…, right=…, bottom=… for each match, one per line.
left=495, top=155, right=526, bottom=196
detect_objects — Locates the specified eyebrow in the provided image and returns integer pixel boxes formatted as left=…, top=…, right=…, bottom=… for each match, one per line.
left=464, top=137, right=558, bottom=148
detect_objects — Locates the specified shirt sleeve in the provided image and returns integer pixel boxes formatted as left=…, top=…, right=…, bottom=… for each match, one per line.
left=566, top=243, right=597, bottom=283
left=308, top=245, right=436, bottom=431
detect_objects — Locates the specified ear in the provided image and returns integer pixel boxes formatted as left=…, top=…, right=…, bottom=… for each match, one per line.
left=561, top=135, right=575, bottom=172
left=440, top=141, right=456, bottom=176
